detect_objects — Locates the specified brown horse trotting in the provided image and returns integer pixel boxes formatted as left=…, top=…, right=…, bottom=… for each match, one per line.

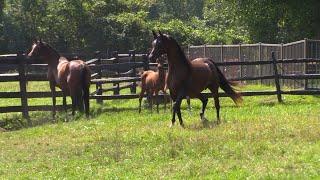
left=139, top=58, right=168, bottom=113
left=28, top=40, right=91, bottom=117
left=148, top=31, right=242, bottom=127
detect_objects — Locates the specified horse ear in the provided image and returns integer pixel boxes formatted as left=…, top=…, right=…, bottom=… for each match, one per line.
left=152, top=30, right=157, bottom=39
left=39, top=38, right=43, bottom=44
left=159, top=30, right=163, bottom=37
left=32, top=38, right=37, bottom=44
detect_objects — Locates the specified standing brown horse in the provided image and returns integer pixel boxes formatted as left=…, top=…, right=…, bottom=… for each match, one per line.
left=28, top=40, right=91, bottom=117
left=139, top=58, right=168, bottom=113
left=148, top=31, right=242, bottom=127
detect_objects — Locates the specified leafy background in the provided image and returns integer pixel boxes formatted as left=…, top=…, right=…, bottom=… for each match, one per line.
left=1, top=0, right=320, bottom=54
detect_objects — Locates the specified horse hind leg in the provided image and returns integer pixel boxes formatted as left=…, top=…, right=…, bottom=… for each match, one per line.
left=198, top=94, right=208, bottom=120
left=70, top=87, right=79, bottom=116
left=78, top=92, right=84, bottom=113
left=71, top=95, right=76, bottom=116
left=208, top=86, right=220, bottom=124
left=147, top=90, right=153, bottom=112
left=83, top=85, right=90, bottom=118
left=155, top=90, right=160, bottom=113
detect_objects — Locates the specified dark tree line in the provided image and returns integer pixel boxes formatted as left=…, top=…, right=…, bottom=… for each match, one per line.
left=0, top=0, right=319, bottom=54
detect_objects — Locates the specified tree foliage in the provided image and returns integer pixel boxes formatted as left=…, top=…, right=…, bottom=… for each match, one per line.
left=1, top=0, right=319, bottom=53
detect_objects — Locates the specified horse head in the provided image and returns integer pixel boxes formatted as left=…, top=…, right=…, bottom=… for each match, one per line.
left=28, top=40, right=59, bottom=64
left=148, top=30, right=168, bottom=63
left=28, top=39, right=45, bottom=58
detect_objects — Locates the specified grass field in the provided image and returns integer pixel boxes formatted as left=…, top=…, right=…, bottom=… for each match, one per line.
left=0, top=82, right=320, bottom=179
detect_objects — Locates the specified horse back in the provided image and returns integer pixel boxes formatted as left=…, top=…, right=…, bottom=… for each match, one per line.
left=141, top=70, right=158, bottom=89
left=172, top=58, right=218, bottom=98
left=68, top=59, right=91, bottom=85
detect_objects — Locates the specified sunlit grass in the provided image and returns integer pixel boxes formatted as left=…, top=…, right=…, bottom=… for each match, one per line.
left=0, top=83, right=319, bottom=178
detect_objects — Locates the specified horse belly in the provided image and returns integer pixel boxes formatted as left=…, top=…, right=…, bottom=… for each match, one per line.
left=187, top=65, right=212, bottom=98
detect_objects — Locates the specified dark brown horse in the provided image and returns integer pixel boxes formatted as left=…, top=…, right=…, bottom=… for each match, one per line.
left=28, top=40, right=91, bottom=117
left=139, top=57, right=168, bottom=113
left=148, top=31, right=242, bottom=127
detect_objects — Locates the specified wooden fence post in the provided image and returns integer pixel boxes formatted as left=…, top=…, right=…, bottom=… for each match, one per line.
left=280, top=43, right=284, bottom=88
left=304, top=38, right=309, bottom=90
left=239, top=43, right=242, bottom=81
left=203, top=44, right=207, bottom=58
left=142, top=54, right=149, bottom=71
left=129, top=50, right=136, bottom=94
left=272, top=52, right=283, bottom=103
left=18, top=52, right=30, bottom=123
left=258, top=42, right=262, bottom=84
left=220, top=43, right=224, bottom=62
left=95, top=51, right=103, bottom=104
left=112, top=51, right=120, bottom=95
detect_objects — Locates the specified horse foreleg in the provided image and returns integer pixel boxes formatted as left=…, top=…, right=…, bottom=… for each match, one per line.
left=138, top=89, right=145, bottom=113
left=187, top=96, right=191, bottom=112
left=62, top=91, right=67, bottom=113
left=50, top=81, right=56, bottom=118
left=155, top=91, right=159, bottom=113
left=171, top=101, right=176, bottom=127
left=213, top=95, right=220, bottom=124
left=172, top=97, right=184, bottom=128
left=163, top=90, right=167, bottom=112
left=171, top=89, right=186, bottom=128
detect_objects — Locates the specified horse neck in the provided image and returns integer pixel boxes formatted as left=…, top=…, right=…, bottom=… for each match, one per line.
left=46, top=50, right=60, bottom=67
left=46, top=50, right=61, bottom=78
left=158, top=66, right=166, bottom=82
left=166, top=46, right=190, bottom=75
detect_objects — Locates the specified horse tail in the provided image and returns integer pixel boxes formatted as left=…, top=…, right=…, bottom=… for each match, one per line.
left=213, top=63, right=243, bottom=105
left=140, top=72, right=148, bottom=88
left=81, top=65, right=90, bottom=117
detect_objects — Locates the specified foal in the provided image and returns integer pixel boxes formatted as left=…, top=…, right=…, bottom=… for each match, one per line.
left=28, top=40, right=91, bottom=117
left=139, top=58, right=168, bottom=113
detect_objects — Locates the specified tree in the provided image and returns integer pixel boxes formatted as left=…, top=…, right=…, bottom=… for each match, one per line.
left=0, top=0, right=5, bottom=52
left=237, top=0, right=320, bottom=42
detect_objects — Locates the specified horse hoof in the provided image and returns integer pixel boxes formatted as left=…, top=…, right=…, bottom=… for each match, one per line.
left=180, top=123, right=185, bottom=129
left=169, top=123, right=174, bottom=128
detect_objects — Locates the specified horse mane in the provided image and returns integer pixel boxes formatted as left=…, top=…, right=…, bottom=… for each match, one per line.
left=42, top=42, right=60, bottom=57
left=166, top=35, right=191, bottom=69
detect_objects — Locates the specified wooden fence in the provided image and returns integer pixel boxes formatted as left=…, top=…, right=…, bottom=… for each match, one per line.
left=1, top=47, right=320, bottom=119
left=188, top=39, right=320, bottom=89
left=0, top=51, right=157, bottom=120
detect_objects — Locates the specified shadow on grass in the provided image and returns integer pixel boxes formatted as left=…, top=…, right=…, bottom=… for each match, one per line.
left=187, top=117, right=220, bottom=130
left=0, top=102, right=163, bottom=131
left=0, top=111, right=87, bottom=131
left=0, top=103, right=162, bottom=132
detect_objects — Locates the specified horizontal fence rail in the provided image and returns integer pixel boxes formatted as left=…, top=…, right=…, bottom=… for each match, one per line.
left=1, top=40, right=320, bottom=118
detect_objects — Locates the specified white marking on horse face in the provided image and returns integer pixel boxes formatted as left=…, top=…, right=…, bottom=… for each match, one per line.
left=28, top=43, right=37, bottom=57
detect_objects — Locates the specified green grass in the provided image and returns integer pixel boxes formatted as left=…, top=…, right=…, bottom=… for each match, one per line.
left=0, top=83, right=320, bottom=179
